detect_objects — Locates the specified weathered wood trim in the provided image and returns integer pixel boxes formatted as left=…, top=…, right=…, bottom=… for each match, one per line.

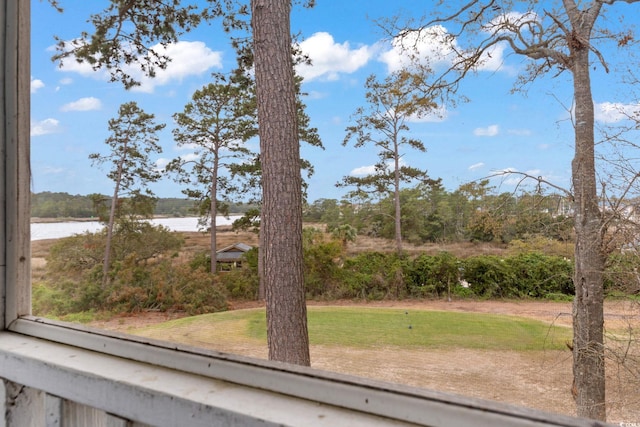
left=3, top=381, right=45, bottom=427
left=0, top=332, right=422, bottom=427
left=0, top=0, right=6, bottom=331
left=45, top=394, right=62, bottom=427
left=1, top=0, right=31, bottom=329
left=8, top=319, right=608, bottom=427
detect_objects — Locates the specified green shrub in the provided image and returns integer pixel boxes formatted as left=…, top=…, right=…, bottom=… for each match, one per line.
left=41, top=227, right=227, bottom=316
left=406, top=252, right=459, bottom=298
left=544, top=292, right=574, bottom=302
left=341, top=252, right=408, bottom=299
left=604, top=252, right=640, bottom=296
left=461, top=253, right=574, bottom=298
left=460, top=256, right=517, bottom=298
left=189, top=251, right=211, bottom=271
left=32, top=282, right=74, bottom=317
left=451, top=284, right=475, bottom=298
left=506, top=253, right=574, bottom=297
left=304, top=240, right=344, bottom=298
left=219, top=248, right=260, bottom=300
left=107, top=259, right=228, bottom=315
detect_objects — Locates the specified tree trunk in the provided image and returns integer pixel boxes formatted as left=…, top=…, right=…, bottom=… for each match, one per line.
left=258, top=237, right=265, bottom=300
left=210, top=162, right=218, bottom=274
left=394, top=140, right=402, bottom=254
left=102, top=152, right=125, bottom=287
left=251, top=0, right=310, bottom=365
left=571, top=46, right=606, bottom=421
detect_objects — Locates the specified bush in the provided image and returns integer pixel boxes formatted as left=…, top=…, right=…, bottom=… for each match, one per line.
left=304, top=240, right=344, bottom=298
left=604, top=252, right=640, bottom=295
left=460, top=253, right=574, bottom=298
left=41, top=226, right=227, bottom=316
left=219, top=248, right=260, bottom=300
left=109, top=258, right=228, bottom=315
left=46, top=232, right=105, bottom=281
left=506, top=253, right=574, bottom=297
left=406, top=252, right=458, bottom=298
left=460, top=256, right=517, bottom=298
left=341, top=252, right=408, bottom=299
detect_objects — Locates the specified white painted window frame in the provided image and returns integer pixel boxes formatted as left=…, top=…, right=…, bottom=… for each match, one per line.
left=0, top=2, right=606, bottom=425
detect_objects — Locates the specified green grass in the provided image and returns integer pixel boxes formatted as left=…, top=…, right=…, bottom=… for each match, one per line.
left=132, top=307, right=572, bottom=351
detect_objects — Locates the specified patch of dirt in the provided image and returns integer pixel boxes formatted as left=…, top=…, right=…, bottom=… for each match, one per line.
left=90, top=299, right=640, bottom=423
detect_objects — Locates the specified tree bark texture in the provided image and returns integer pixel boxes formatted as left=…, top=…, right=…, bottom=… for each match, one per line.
left=210, top=165, right=218, bottom=274
left=394, top=139, right=402, bottom=254
left=570, top=37, right=606, bottom=421
left=251, top=0, right=311, bottom=365
left=103, top=147, right=125, bottom=287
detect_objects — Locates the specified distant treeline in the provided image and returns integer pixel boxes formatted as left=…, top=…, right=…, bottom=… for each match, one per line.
left=31, top=192, right=256, bottom=218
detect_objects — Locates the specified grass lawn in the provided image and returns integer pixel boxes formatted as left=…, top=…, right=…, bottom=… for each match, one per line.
left=131, top=306, right=572, bottom=352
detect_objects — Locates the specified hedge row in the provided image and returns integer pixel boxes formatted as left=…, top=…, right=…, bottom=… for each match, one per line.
left=37, top=231, right=640, bottom=318
left=221, top=246, right=578, bottom=301
left=341, top=251, right=575, bottom=300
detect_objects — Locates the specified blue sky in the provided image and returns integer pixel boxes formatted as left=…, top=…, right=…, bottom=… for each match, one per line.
left=30, top=1, right=640, bottom=203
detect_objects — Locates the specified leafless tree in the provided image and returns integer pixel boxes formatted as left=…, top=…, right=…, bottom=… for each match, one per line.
left=387, top=0, right=640, bottom=420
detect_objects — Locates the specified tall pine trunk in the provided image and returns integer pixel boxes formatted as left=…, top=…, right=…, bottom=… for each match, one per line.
left=394, top=141, right=402, bottom=254
left=252, top=0, right=310, bottom=365
left=210, top=163, right=218, bottom=274
left=102, top=146, right=126, bottom=288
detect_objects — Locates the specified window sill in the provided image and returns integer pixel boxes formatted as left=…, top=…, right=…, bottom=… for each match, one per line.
left=3, top=318, right=598, bottom=426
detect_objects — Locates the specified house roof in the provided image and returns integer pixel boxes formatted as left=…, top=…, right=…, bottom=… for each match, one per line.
left=217, top=243, right=253, bottom=254
left=216, top=243, right=254, bottom=262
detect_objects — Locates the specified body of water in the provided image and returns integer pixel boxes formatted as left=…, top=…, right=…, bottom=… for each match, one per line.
left=31, top=216, right=241, bottom=241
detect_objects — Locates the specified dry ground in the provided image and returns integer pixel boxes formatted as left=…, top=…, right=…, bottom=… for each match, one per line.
left=31, top=228, right=640, bottom=423
left=88, top=299, right=640, bottom=423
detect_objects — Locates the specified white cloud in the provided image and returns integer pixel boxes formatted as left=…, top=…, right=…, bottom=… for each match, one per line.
left=296, top=32, right=372, bottom=81
left=493, top=167, right=549, bottom=187
left=379, top=24, right=512, bottom=74
left=156, top=151, right=201, bottom=171
left=594, top=101, right=640, bottom=123
left=379, top=25, right=456, bottom=73
left=468, top=162, right=485, bottom=171
left=61, top=97, right=102, bottom=112
left=155, top=158, right=171, bottom=170
left=53, top=40, right=102, bottom=77
left=474, top=42, right=514, bottom=74
left=131, top=41, right=223, bottom=93
left=350, top=159, right=407, bottom=177
left=31, top=77, right=45, bottom=93
left=474, top=124, right=499, bottom=136
left=181, top=152, right=201, bottom=162
left=483, top=11, right=540, bottom=36
left=31, top=118, right=61, bottom=136
left=527, top=168, right=542, bottom=176
left=56, top=40, right=223, bottom=93
left=494, top=167, right=520, bottom=185
left=350, top=164, right=376, bottom=176
left=55, top=77, right=73, bottom=92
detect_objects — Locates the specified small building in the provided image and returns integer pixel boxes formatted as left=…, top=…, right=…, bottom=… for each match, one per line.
left=216, top=242, right=253, bottom=271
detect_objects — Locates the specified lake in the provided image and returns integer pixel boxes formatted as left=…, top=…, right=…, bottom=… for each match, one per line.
left=31, top=216, right=241, bottom=241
